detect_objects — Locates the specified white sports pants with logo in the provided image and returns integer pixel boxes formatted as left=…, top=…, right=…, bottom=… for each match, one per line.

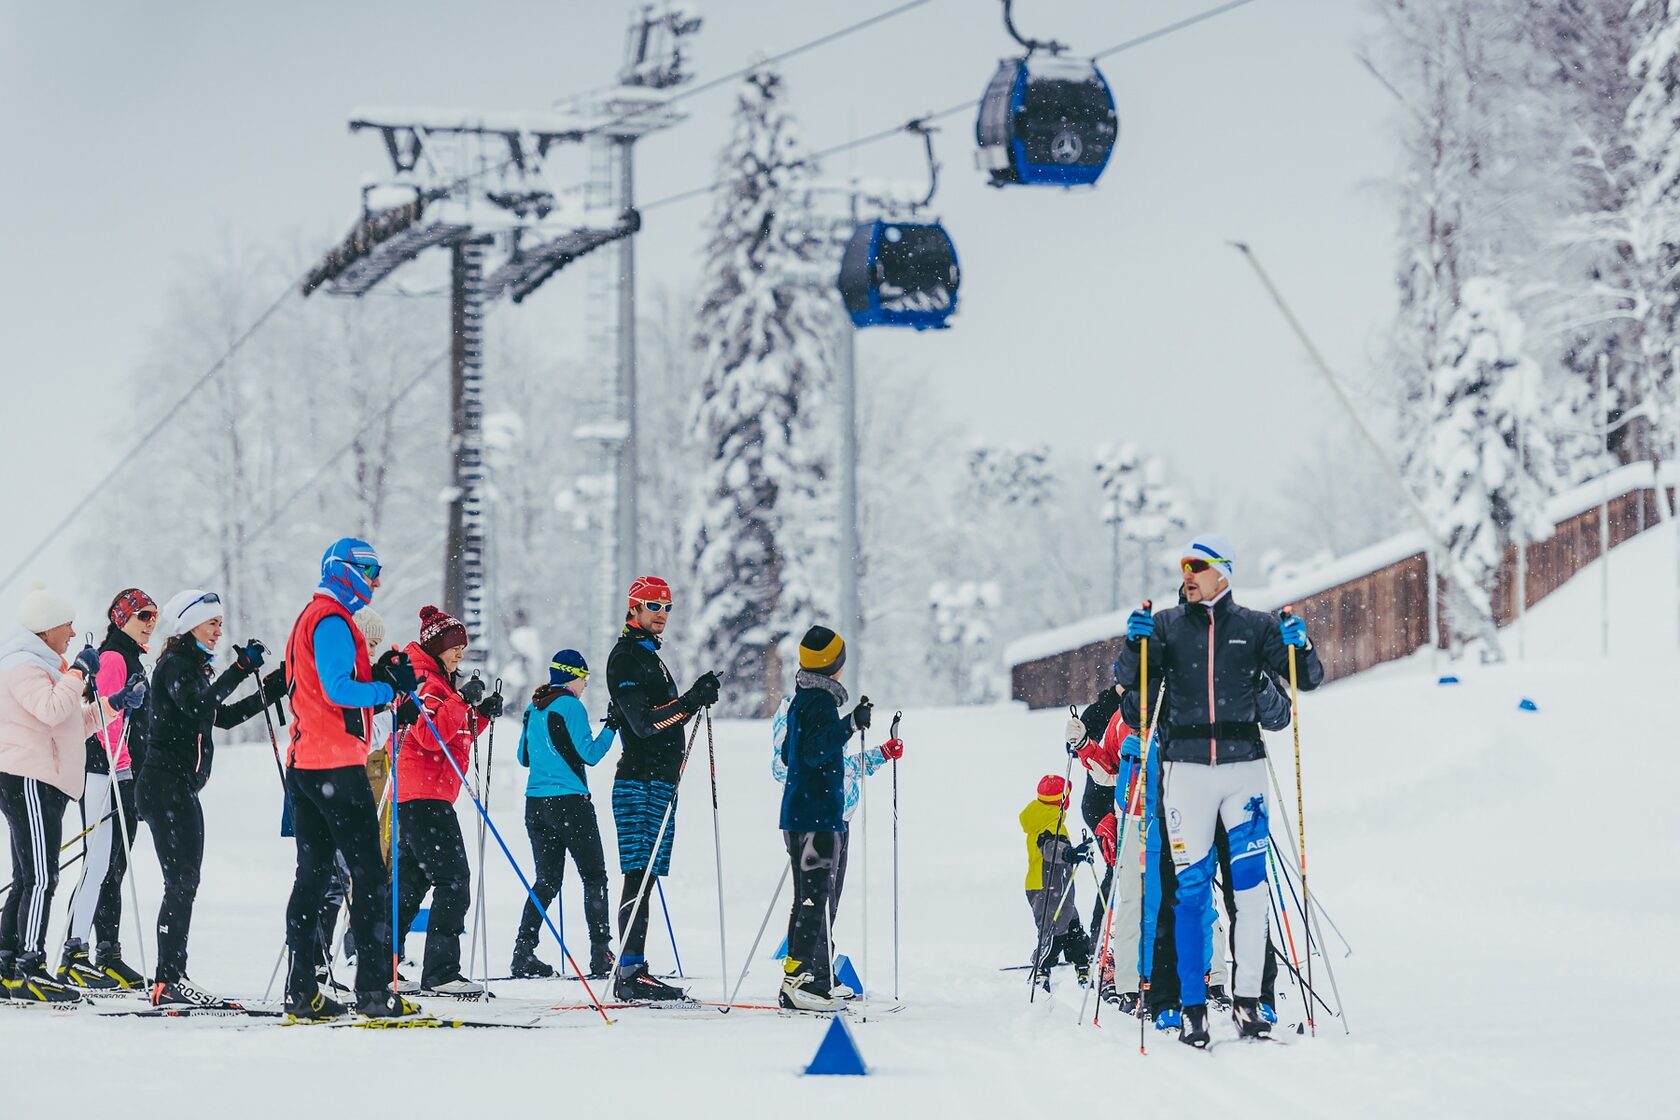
left=1162, top=758, right=1270, bottom=1003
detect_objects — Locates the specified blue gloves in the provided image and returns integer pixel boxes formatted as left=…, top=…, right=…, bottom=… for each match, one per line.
left=1279, top=614, right=1310, bottom=650
left=110, top=673, right=148, bottom=712
left=1126, top=609, right=1155, bottom=645
left=234, top=639, right=267, bottom=673
left=72, top=646, right=102, bottom=680
left=1119, top=733, right=1142, bottom=763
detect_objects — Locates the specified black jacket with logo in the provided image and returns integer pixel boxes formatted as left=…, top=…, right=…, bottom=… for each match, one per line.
left=606, top=625, right=694, bottom=787
left=1113, top=592, right=1323, bottom=765
left=141, top=638, right=277, bottom=792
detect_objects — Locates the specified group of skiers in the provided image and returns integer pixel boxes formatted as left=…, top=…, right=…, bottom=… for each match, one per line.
left=1019, top=532, right=1324, bottom=1046
left=0, top=540, right=898, bottom=1020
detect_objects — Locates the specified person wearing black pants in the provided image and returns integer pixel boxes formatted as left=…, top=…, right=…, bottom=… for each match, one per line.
left=513, top=649, right=618, bottom=979
left=0, top=776, right=74, bottom=993
left=287, top=765, right=394, bottom=994
left=138, top=589, right=279, bottom=1007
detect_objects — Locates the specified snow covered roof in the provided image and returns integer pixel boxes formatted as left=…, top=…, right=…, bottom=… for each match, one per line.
left=1005, top=461, right=1673, bottom=667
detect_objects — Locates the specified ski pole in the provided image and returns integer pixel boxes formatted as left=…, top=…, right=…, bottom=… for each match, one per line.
left=92, top=685, right=149, bottom=987
left=403, top=690, right=612, bottom=1022
left=616, top=712, right=706, bottom=989
left=1282, top=606, right=1314, bottom=1038
left=722, top=861, right=789, bottom=1012
left=704, top=705, right=726, bottom=1002
left=1076, top=823, right=1125, bottom=1028
left=466, top=686, right=488, bottom=993
left=655, top=878, right=684, bottom=977
left=1267, top=825, right=1349, bottom=1030
left=1137, top=613, right=1156, bottom=1056
left=0, top=807, right=117, bottom=898
left=857, top=708, right=869, bottom=1021
left=391, top=724, right=403, bottom=997
left=1264, top=751, right=1354, bottom=955
left=475, top=680, right=500, bottom=990
left=889, top=709, right=901, bottom=1001
left=1265, top=839, right=1305, bottom=1003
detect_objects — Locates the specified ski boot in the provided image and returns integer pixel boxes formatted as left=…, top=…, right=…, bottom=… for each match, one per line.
left=4, top=953, right=82, bottom=1006
left=1075, top=961, right=1091, bottom=988
left=1206, top=983, right=1232, bottom=1012
left=588, top=944, right=616, bottom=981
left=356, top=989, right=425, bottom=1019
left=1152, top=1006, right=1182, bottom=1031
left=510, top=940, right=556, bottom=979
left=150, top=976, right=232, bottom=1009
left=1233, top=996, right=1272, bottom=1039
left=421, top=974, right=486, bottom=998
left=779, top=970, right=844, bottom=1013
left=285, top=989, right=349, bottom=1021
left=388, top=970, right=420, bottom=994
left=1179, top=1003, right=1211, bottom=1048
left=56, top=940, right=120, bottom=991
left=1110, top=990, right=1143, bottom=1016
left=93, top=941, right=146, bottom=988
left=613, top=961, right=691, bottom=1005
left=1259, top=1001, right=1278, bottom=1024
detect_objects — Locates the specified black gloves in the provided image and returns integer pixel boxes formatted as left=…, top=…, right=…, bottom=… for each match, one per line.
left=395, top=696, right=421, bottom=728
left=72, top=646, right=101, bottom=680
left=261, top=664, right=287, bottom=704
left=680, top=670, right=721, bottom=712
left=460, top=676, right=487, bottom=706
left=233, top=640, right=267, bottom=673
left=475, top=690, right=504, bottom=720
left=851, top=696, right=874, bottom=732
left=603, top=703, right=622, bottom=732
left=374, top=649, right=418, bottom=696
left=1064, top=839, right=1094, bottom=865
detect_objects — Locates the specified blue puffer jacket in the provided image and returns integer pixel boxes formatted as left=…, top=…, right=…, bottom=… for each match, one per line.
left=517, top=686, right=616, bottom=798
left=777, top=678, right=859, bottom=833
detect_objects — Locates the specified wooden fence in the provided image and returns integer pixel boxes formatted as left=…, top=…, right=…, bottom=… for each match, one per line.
left=1011, top=482, right=1671, bottom=710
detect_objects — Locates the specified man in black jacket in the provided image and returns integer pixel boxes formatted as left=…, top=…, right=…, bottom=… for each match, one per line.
left=1115, top=533, right=1324, bottom=1046
left=604, top=575, right=718, bottom=1004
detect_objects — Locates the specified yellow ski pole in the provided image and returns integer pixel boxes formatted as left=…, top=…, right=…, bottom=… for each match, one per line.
left=1283, top=604, right=1314, bottom=1038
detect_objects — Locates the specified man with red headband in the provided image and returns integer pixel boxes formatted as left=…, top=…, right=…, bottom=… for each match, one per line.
left=604, top=575, right=718, bottom=1004
left=1115, top=532, right=1324, bottom=1046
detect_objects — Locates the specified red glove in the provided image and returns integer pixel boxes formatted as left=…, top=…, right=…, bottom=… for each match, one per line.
left=1076, top=737, right=1119, bottom=779
left=881, top=738, right=904, bottom=761
left=1095, top=812, right=1118, bottom=866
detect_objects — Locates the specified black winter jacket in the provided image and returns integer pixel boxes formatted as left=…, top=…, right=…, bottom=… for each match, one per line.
left=84, top=625, right=150, bottom=776
left=1113, top=592, right=1323, bottom=765
left=141, top=638, right=279, bottom=792
left=606, top=625, right=694, bottom=787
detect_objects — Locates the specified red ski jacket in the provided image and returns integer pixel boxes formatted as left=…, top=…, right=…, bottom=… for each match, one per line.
left=394, top=642, right=482, bottom=804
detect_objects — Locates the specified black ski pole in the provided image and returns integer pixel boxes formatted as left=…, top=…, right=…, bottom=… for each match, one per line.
left=890, top=709, right=902, bottom=1001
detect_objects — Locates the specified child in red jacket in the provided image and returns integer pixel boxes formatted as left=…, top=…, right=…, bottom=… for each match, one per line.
left=392, top=606, right=502, bottom=996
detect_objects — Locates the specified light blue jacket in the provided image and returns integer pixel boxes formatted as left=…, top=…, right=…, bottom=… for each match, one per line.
left=516, top=691, right=615, bottom=798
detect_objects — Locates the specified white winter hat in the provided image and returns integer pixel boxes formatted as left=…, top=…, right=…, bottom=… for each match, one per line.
left=355, top=606, right=386, bottom=651
left=162, top=589, right=225, bottom=637
left=17, top=581, right=75, bottom=632
left=1182, top=533, right=1236, bottom=582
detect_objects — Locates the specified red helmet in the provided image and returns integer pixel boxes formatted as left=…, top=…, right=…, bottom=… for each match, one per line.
left=628, top=575, right=672, bottom=612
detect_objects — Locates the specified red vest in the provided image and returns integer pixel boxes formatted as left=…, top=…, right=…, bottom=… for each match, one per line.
left=285, top=594, right=375, bottom=771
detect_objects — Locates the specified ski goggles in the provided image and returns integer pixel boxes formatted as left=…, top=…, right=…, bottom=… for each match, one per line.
left=634, top=600, right=675, bottom=614
left=1181, top=558, right=1227, bottom=575
left=178, top=591, right=221, bottom=618
left=550, top=661, right=589, bottom=679
left=355, top=561, right=382, bottom=581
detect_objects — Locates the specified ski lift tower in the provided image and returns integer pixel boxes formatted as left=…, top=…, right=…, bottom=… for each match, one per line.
left=566, top=2, right=698, bottom=625
left=302, top=103, right=640, bottom=668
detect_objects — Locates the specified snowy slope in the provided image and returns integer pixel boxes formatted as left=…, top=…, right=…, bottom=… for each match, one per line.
left=4, top=527, right=1675, bottom=1116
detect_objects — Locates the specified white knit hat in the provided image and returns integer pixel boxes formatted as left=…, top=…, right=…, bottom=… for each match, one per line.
left=355, top=606, right=386, bottom=651
left=17, top=581, right=75, bottom=632
left=1182, top=533, right=1236, bottom=582
left=162, top=588, right=225, bottom=637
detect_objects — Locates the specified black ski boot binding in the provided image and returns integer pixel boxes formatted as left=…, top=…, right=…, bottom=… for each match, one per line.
left=1180, top=1003, right=1211, bottom=1048
left=1233, top=995, right=1273, bottom=1039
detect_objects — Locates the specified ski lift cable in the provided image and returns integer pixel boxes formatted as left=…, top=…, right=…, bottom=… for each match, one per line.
left=639, top=0, right=1259, bottom=212
left=0, top=277, right=303, bottom=597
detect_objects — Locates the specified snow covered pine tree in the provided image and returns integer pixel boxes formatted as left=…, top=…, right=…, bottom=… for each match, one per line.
left=688, top=66, right=836, bottom=718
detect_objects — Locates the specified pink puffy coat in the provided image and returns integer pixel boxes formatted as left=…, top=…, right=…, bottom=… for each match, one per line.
left=0, top=626, right=102, bottom=797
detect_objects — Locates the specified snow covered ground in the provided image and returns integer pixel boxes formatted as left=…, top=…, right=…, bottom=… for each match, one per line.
left=4, top=527, right=1675, bottom=1116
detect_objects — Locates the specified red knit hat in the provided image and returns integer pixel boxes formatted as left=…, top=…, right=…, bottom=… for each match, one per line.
left=418, top=605, right=468, bottom=657
left=1037, top=774, right=1069, bottom=804
left=628, top=575, right=672, bottom=611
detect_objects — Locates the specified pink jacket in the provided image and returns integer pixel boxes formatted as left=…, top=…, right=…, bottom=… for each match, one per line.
left=0, top=626, right=101, bottom=797
left=95, top=650, right=133, bottom=771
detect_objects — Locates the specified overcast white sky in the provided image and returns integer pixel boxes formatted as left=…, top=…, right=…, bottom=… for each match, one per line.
left=0, top=0, right=1397, bottom=610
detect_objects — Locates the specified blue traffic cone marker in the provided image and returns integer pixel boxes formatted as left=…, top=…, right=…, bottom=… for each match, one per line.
left=1438, top=674, right=1461, bottom=685
left=833, top=954, right=864, bottom=997
left=1518, top=697, right=1539, bottom=712
left=805, top=1015, right=868, bottom=1076
left=772, top=935, right=788, bottom=960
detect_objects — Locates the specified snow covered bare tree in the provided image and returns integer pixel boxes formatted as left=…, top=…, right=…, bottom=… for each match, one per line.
left=687, top=67, right=835, bottom=716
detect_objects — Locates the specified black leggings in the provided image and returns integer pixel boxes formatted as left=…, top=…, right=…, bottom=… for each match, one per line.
left=783, top=830, right=844, bottom=990
left=136, top=770, right=204, bottom=983
left=0, top=774, right=71, bottom=965
left=284, top=765, right=391, bottom=997
left=395, top=798, right=470, bottom=987
left=518, top=795, right=609, bottom=953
